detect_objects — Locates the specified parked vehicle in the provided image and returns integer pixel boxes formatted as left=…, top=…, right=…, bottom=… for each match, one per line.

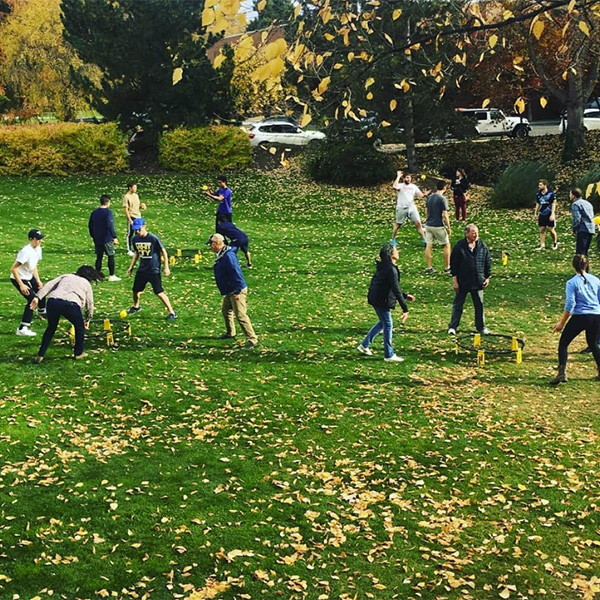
left=246, top=120, right=326, bottom=148
left=559, top=108, right=600, bottom=133
left=261, top=115, right=300, bottom=127
left=457, top=108, right=531, bottom=138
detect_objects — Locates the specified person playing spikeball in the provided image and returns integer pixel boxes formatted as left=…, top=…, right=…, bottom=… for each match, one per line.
left=126, top=218, right=177, bottom=321
left=204, top=175, right=233, bottom=228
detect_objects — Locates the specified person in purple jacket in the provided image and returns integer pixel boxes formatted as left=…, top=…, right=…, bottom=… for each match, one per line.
left=88, top=194, right=120, bottom=281
left=208, top=233, right=258, bottom=349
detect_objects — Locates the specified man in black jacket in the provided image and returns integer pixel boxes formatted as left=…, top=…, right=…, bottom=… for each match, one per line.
left=447, top=224, right=491, bottom=335
left=88, top=194, right=120, bottom=281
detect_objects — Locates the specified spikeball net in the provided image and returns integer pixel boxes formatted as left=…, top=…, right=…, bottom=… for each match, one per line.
left=453, top=332, right=525, bottom=365
left=66, top=315, right=134, bottom=348
left=167, top=248, right=205, bottom=265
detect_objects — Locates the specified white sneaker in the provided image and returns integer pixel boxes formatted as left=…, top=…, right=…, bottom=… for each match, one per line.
left=16, top=326, right=36, bottom=337
left=535, top=246, right=544, bottom=251
left=108, top=275, right=121, bottom=282
left=357, top=344, right=373, bottom=356
left=448, top=328, right=456, bottom=335
left=127, top=250, right=135, bottom=257
left=384, top=355, right=404, bottom=362
left=552, top=242, right=559, bottom=250
left=480, top=327, right=491, bottom=335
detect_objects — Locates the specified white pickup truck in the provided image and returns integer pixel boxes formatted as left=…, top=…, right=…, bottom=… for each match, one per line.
left=457, top=108, right=531, bottom=138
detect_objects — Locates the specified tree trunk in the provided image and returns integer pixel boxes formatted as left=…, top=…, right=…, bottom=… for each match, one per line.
left=404, top=95, right=417, bottom=171
left=402, top=17, right=417, bottom=171
left=562, top=70, right=586, bottom=161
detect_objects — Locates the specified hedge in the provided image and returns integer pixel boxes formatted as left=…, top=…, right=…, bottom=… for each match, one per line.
left=303, top=135, right=396, bottom=186
left=158, top=126, right=252, bottom=173
left=0, top=122, right=127, bottom=175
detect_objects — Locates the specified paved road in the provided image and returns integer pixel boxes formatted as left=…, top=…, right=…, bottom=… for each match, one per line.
left=380, top=121, right=561, bottom=152
left=530, top=121, right=560, bottom=136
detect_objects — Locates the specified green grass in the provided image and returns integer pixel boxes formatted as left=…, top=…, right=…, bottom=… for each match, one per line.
left=0, top=169, right=599, bottom=600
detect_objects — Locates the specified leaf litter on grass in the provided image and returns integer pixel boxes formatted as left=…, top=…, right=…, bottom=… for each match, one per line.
left=1, top=170, right=600, bottom=600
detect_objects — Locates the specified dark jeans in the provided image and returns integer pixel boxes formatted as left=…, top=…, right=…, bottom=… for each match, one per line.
left=558, top=313, right=600, bottom=367
left=449, top=288, right=485, bottom=332
left=94, top=241, right=115, bottom=275
left=11, top=278, right=46, bottom=327
left=38, top=298, right=86, bottom=358
left=576, top=231, right=593, bottom=255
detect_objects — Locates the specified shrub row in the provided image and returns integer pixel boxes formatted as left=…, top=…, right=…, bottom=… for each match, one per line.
left=0, top=122, right=127, bottom=175
left=0, top=123, right=252, bottom=176
left=158, top=125, right=252, bottom=173
left=303, top=135, right=396, bottom=186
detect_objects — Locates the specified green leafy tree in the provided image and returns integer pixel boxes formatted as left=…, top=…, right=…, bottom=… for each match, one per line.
left=281, top=0, right=469, bottom=170
left=247, top=0, right=294, bottom=31
left=61, top=0, right=234, bottom=138
left=0, top=0, right=92, bottom=118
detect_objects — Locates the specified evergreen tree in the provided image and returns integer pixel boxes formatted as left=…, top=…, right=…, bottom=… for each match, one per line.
left=61, top=0, right=233, bottom=137
left=247, top=0, right=294, bottom=32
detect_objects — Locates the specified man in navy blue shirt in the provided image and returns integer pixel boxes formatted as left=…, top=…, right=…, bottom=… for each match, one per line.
left=208, top=233, right=258, bottom=348
left=204, top=175, right=232, bottom=227
left=126, top=218, right=177, bottom=321
left=88, top=194, right=120, bottom=281
left=216, top=215, right=252, bottom=268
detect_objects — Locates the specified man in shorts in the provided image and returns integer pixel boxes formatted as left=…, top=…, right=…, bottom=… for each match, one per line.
left=534, top=179, right=558, bottom=250
left=392, top=170, right=429, bottom=243
left=126, top=218, right=177, bottom=320
left=424, top=180, right=452, bottom=274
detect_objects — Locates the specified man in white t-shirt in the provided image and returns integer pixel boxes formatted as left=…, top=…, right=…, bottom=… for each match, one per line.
left=392, top=171, right=429, bottom=242
left=10, top=229, right=46, bottom=337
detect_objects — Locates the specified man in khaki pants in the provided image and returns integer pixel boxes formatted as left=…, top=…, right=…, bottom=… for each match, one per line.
left=208, top=233, right=258, bottom=349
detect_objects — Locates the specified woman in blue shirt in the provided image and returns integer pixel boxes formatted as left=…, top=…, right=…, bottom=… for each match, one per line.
left=551, top=254, right=600, bottom=384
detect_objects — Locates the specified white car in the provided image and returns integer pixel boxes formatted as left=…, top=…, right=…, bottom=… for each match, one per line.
left=457, top=108, right=531, bottom=138
left=559, top=108, right=600, bottom=133
left=246, top=120, right=326, bottom=148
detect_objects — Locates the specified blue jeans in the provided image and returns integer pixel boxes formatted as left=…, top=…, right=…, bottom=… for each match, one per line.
left=38, top=298, right=86, bottom=358
left=362, top=306, right=394, bottom=358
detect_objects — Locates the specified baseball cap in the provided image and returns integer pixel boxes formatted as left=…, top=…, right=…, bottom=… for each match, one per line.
left=132, top=218, right=146, bottom=230
left=28, top=229, right=45, bottom=240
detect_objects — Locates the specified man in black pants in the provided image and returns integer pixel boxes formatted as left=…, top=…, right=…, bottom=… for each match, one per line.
left=88, top=194, right=120, bottom=281
left=447, top=223, right=492, bottom=335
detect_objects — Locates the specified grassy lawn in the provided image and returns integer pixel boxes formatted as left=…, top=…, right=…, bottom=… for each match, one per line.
left=0, top=168, right=599, bottom=600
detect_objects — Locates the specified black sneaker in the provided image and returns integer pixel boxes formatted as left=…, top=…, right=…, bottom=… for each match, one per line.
left=127, top=306, right=142, bottom=315
left=166, top=312, right=178, bottom=321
